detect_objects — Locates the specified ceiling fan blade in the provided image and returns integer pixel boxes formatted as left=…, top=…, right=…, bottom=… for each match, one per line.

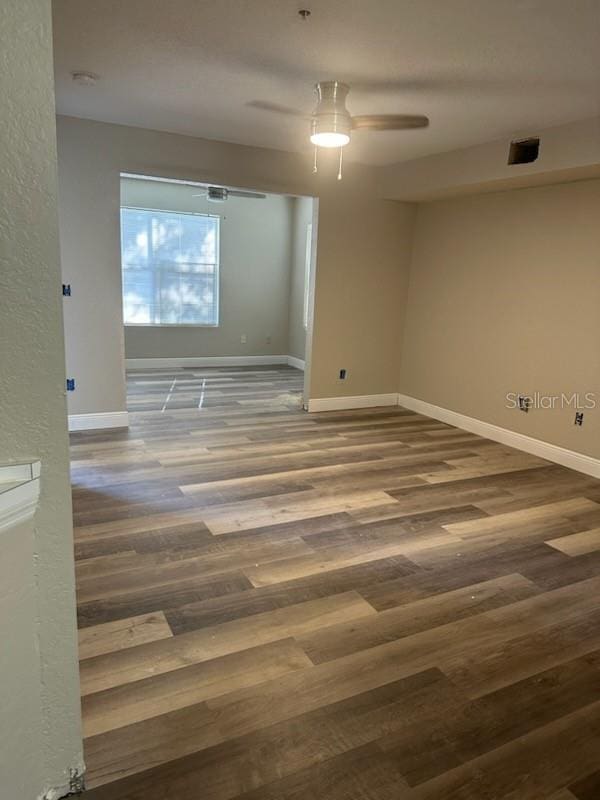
left=351, top=114, right=429, bottom=131
left=246, top=100, right=309, bottom=119
left=229, top=190, right=266, bottom=199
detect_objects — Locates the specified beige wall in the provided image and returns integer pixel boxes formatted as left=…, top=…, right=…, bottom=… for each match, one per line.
left=0, top=1, right=83, bottom=797
left=400, top=179, right=600, bottom=458
left=121, top=178, right=295, bottom=359
left=1, top=519, right=45, bottom=799
left=287, top=196, right=313, bottom=362
left=55, top=116, right=600, bottom=463
left=382, top=116, right=600, bottom=202
left=56, top=115, right=415, bottom=413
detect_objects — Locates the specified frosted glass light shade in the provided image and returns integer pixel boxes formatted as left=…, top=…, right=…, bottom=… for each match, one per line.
left=310, top=131, right=350, bottom=148
left=310, top=81, right=352, bottom=148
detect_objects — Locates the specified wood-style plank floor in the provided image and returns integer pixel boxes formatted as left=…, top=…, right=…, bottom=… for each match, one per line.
left=70, top=366, right=600, bottom=799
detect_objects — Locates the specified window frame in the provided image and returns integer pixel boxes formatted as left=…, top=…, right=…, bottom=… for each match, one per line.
left=120, top=205, right=221, bottom=328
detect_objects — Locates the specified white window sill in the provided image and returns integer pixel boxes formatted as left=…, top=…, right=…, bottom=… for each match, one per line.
left=124, top=324, right=220, bottom=329
left=0, top=461, right=41, bottom=533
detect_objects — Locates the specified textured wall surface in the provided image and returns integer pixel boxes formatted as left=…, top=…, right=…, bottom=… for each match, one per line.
left=121, top=178, right=294, bottom=359
left=56, top=115, right=415, bottom=414
left=400, top=179, right=600, bottom=458
left=0, top=1, right=83, bottom=797
left=0, top=519, right=42, bottom=799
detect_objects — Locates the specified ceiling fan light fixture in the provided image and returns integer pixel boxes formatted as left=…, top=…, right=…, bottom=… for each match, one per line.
left=310, top=130, right=350, bottom=148
left=310, top=81, right=352, bottom=148
left=250, top=79, right=429, bottom=180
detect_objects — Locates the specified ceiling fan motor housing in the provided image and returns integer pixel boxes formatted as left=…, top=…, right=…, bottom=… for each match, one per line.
left=311, top=81, right=352, bottom=146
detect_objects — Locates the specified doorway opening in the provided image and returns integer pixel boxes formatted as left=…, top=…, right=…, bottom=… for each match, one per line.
left=118, top=173, right=317, bottom=416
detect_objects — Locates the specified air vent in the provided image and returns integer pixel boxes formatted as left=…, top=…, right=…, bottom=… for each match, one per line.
left=208, top=186, right=228, bottom=202
left=508, top=138, right=540, bottom=165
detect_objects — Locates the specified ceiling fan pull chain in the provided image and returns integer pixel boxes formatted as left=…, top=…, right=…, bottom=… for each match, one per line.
left=337, top=147, right=343, bottom=181
left=313, top=145, right=318, bottom=174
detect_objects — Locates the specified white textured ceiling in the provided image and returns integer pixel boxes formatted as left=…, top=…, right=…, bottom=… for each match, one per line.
left=52, top=0, right=600, bottom=166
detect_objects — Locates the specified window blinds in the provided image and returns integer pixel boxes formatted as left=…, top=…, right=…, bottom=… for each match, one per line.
left=120, top=207, right=219, bottom=325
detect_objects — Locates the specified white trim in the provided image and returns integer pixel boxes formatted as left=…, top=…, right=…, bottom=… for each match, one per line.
left=0, top=462, right=41, bottom=533
left=303, top=223, right=312, bottom=329
left=287, top=355, right=305, bottom=371
left=0, top=461, right=40, bottom=482
left=0, top=482, right=40, bottom=531
left=397, top=393, right=600, bottom=479
left=124, top=323, right=219, bottom=328
left=125, top=355, right=289, bottom=369
left=307, top=393, right=399, bottom=413
left=68, top=411, right=129, bottom=432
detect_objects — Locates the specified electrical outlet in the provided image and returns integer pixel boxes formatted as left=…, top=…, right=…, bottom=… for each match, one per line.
left=575, top=412, right=584, bottom=426
left=240, top=334, right=247, bottom=344
left=339, top=369, right=347, bottom=380
left=62, top=283, right=71, bottom=296
left=66, top=378, right=76, bottom=391
left=518, top=395, right=531, bottom=413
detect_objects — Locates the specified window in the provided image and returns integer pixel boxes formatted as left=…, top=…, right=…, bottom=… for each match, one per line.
left=120, top=207, right=220, bottom=325
left=303, top=223, right=312, bottom=329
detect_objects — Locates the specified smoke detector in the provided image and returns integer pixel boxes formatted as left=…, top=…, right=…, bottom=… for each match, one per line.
left=71, top=71, right=99, bottom=86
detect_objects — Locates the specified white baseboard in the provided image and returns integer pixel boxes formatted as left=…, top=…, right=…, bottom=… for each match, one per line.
left=397, top=393, right=600, bottom=479
left=125, top=355, right=289, bottom=369
left=68, top=411, right=129, bottom=432
left=307, top=393, right=399, bottom=413
left=287, top=355, right=305, bottom=371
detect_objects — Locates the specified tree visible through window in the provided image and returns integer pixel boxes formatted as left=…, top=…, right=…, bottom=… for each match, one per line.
left=120, top=207, right=220, bottom=325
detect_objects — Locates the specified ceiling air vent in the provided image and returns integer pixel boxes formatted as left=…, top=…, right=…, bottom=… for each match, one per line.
left=508, top=138, right=540, bottom=165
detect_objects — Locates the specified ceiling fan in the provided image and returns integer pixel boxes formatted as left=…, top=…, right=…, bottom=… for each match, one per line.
left=249, top=80, right=429, bottom=179
left=192, top=186, right=266, bottom=202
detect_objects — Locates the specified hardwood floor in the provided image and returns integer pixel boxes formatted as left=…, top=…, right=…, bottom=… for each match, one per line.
left=70, top=366, right=600, bottom=799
